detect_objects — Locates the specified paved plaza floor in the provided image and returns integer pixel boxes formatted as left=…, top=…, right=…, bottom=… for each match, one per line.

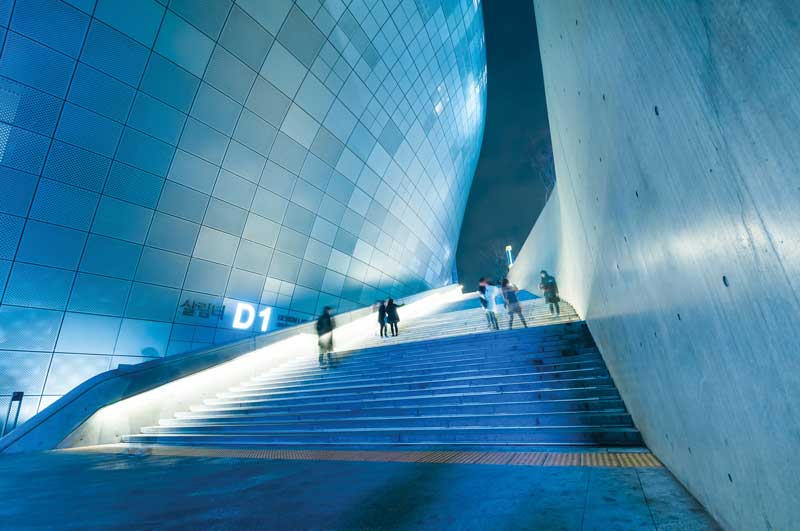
left=0, top=448, right=719, bottom=530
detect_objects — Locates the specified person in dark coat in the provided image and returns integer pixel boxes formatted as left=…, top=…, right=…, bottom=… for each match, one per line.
left=316, top=306, right=335, bottom=365
left=501, top=278, right=527, bottom=329
left=378, top=300, right=388, bottom=338
left=538, top=270, right=560, bottom=316
left=501, top=278, right=528, bottom=330
left=385, top=298, right=404, bottom=336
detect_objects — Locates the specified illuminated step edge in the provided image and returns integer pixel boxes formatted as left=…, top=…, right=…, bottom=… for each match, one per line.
left=225, top=368, right=610, bottom=397
left=177, top=397, right=627, bottom=419
left=175, top=400, right=630, bottom=420
left=190, top=388, right=624, bottom=413
left=122, top=426, right=643, bottom=446
left=265, top=348, right=600, bottom=377
left=208, top=377, right=615, bottom=404
left=236, top=358, right=605, bottom=392
left=156, top=412, right=633, bottom=429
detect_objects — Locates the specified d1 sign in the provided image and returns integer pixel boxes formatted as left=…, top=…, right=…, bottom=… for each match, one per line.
left=231, top=303, right=272, bottom=332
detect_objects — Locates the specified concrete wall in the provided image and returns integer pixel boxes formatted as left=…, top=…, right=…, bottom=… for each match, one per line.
left=510, top=2, right=800, bottom=529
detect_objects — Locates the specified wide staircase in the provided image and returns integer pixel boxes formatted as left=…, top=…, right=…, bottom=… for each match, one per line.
left=122, top=296, right=643, bottom=449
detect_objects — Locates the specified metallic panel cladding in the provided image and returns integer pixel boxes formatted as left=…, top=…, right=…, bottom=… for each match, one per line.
left=0, top=0, right=487, bottom=425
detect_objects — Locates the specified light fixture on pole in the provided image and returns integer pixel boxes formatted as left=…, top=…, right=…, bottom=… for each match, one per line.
left=505, top=245, right=514, bottom=268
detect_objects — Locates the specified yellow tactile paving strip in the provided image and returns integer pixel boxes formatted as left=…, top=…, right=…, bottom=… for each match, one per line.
left=68, top=445, right=662, bottom=468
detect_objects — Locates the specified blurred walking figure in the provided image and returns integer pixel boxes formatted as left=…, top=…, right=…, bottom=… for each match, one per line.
left=378, top=300, right=388, bottom=338
left=385, top=298, right=404, bottom=336
left=501, top=279, right=527, bottom=329
left=539, top=270, right=560, bottom=316
left=316, top=306, right=335, bottom=366
left=478, top=277, right=499, bottom=330
left=484, top=279, right=502, bottom=331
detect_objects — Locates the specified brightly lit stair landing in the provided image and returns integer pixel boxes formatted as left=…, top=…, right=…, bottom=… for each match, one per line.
left=122, top=296, right=643, bottom=449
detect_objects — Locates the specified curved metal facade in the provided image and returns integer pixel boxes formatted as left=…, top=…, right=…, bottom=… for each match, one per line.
left=0, top=0, right=486, bottom=420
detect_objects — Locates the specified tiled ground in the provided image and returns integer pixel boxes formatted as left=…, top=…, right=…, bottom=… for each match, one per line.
left=0, top=449, right=719, bottom=530
left=71, top=444, right=664, bottom=468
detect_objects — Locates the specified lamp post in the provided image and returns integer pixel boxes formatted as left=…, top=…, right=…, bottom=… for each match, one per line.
left=505, top=245, right=514, bottom=269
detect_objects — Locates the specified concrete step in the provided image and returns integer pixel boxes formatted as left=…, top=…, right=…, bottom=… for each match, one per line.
left=254, top=350, right=603, bottom=379
left=155, top=411, right=634, bottom=430
left=357, top=320, right=580, bottom=343
left=310, top=337, right=590, bottom=357
left=340, top=328, right=592, bottom=353
left=234, top=363, right=607, bottom=396
left=177, top=397, right=628, bottom=421
left=221, top=368, right=611, bottom=400
left=276, top=344, right=599, bottom=376
left=206, top=377, right=615, bottom=406
left=197, top=386, right=622, bottom=411
left=272, top=354, right=600, bottom=384
left=288, top=343, right=598, bottom=370
left=247, top=353, right=603, bottom=380
left=122, top=425, right=643, bottom=446
left=241, top=356, right=605, bottom=391
left=361, top=305, right=577, bottom=329
left=331, top=323, right=590, bottom=352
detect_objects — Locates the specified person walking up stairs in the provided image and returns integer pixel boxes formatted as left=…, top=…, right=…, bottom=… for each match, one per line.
left=502, top=279, right=528, bottom=329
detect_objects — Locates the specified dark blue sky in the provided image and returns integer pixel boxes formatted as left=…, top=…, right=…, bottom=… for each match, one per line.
left=456, top=0, right=554, bottom=288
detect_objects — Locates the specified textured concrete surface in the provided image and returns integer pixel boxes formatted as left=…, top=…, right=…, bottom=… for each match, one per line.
left=0, top=450, right=718, bottom=530
left=508, top=2, right=800, bottom=529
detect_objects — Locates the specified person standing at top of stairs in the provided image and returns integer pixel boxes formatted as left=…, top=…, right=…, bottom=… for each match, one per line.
left=478, top=277, right=500, bottom=330
left=539, top=270, right=560, bottom=316
left=501, top=279, right=528, bottom=329
left=385, top=299, right=404, bottom=337
left=316, top=307, right=335, bottom=366
left=484, top=280, right=502, bottom=331
left=377, top=301, right=388, bottom=338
